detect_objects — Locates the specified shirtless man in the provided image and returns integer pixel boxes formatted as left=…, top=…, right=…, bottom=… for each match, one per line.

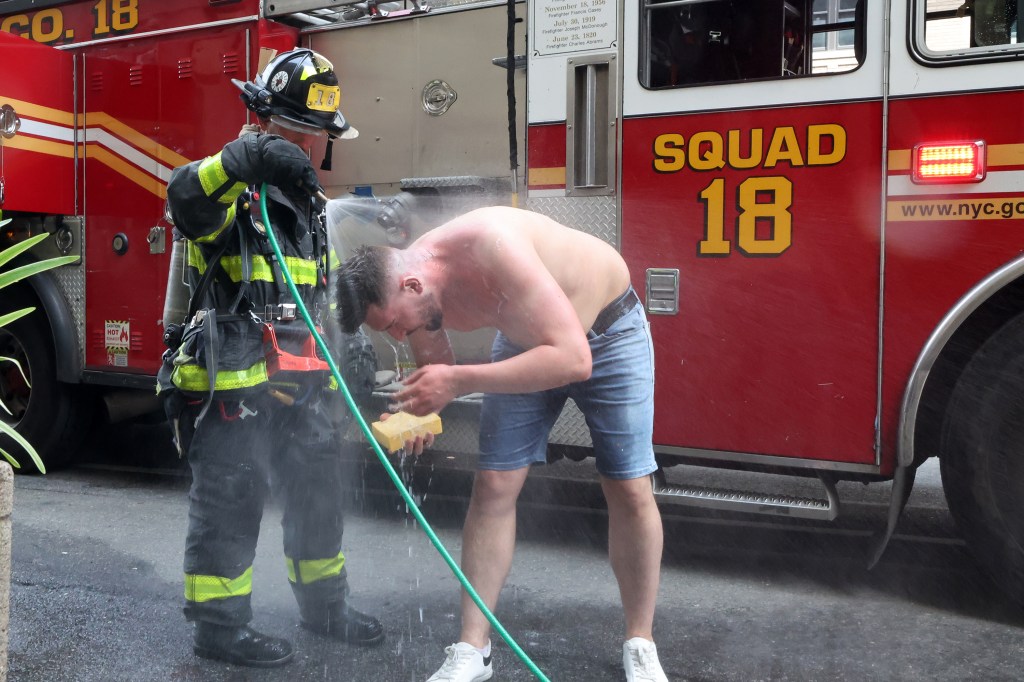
left=335, top=206, right=668, bottom=682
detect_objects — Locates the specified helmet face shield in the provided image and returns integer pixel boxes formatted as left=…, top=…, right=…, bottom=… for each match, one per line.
left=268, top=114, right=327, bottom=138
left=234, top=49, right=357, bottom=139
left=333, top=110, right=359, bottom=140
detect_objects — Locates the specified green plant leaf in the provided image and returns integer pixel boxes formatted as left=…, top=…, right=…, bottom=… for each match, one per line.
left=0, top=448, right=22, bottom=470
left=0, top=420, right=45, bottom=473
left=0, top=354, right=29, bottom=417
left=0, top=232, right=50, bottom=269
left=0, top=354, right=28, bottom=384
left=0, top=254, right=78, bottom=290
left=0, top=307, right=34, bottom=329
left=0, top=234, right=65, bottom=475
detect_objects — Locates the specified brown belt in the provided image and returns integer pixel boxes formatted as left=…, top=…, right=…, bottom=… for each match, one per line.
left=589, top=287, right=640, bottom=336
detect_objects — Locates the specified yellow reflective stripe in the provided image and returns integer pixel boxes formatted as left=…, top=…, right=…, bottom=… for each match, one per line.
left=198, top=153, right=229, bottom=196
left=197, top=152, right=246, bottom=206
left=221, top=181, right=247, bottom=204
left=195, top=203, right=236, bottom=244
left=220, top=255, right=319, bottom=286
left=186, top=246, right=316, bottom=285
left=185, top=566, right=253, bottom=602
left=172, top=360, right=269, bottom=392
left=187, top=241, right=208, bottom=272
left=286, top=551, right=346, bottom=585
left=283, top=257, right=319, bottom=285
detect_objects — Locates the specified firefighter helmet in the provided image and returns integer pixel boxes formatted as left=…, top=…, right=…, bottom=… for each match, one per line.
left=233, top=49, right=357, bottom=139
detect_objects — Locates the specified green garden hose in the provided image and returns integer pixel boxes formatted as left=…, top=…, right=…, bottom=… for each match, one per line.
left=259, top=184, right=550, bottom=681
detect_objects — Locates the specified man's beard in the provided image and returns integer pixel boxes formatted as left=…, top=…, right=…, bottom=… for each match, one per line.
left=424, top=307, right=443, bottom=332
left=423, top=294, right=443, bottom=332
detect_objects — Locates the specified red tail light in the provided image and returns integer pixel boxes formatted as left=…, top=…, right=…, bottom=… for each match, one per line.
left=912, top=141, right=986, bottom=183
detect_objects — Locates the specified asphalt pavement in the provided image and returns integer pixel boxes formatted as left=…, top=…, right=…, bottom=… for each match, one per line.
left=6, top=422, right=1024, bottom=681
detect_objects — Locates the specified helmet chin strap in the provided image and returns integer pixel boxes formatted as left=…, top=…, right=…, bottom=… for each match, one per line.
left=320, top=137, right=334, bottom=172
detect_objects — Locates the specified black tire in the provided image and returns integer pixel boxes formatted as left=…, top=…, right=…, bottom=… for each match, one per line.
left=940, top=311, right=1024, bottom=605
left=0, top=288, right=94, bottom=473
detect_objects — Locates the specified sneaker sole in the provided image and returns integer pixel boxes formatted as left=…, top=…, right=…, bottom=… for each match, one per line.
left=426, top=666, right=492, bottom=682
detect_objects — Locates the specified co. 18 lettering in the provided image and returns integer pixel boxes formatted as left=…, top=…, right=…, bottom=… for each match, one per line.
left=0, top=0, right=139, bottom=45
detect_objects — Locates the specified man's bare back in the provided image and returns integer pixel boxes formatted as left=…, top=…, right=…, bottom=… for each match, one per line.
left=414, top=206, right=631, bottom=344
left=341, top=206, right=636, bottom=413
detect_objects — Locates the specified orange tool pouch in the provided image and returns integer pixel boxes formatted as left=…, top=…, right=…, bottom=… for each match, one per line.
left=262, top=323, right=330, bottom=382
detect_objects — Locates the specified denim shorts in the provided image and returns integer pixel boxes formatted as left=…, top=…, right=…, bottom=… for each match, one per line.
left=478, top=302, right=656, bottom=480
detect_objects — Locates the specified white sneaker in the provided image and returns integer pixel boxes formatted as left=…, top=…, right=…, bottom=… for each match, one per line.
left=623, top=637, right=668, bottom=682
left=426, top=642, right=493, bottom=682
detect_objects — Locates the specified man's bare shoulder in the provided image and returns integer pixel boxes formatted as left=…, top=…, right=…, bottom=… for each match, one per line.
left=418, top=206, right=542, bottom=251
left=436, top=206, right=547, bottom=234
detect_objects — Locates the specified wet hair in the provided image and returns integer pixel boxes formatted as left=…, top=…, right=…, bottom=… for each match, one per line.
left=335, top=245, right=391, bottom=334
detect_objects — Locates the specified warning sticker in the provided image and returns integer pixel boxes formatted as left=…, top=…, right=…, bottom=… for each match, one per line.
left=106, top=347, right=128, bottom=367
left=105, top=320, right=130, bottom=348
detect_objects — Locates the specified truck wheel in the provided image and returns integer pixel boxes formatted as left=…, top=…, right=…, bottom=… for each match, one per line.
left=940, top=312, right=1024, bottom=605
left=0, top=292, right=92, bottom=473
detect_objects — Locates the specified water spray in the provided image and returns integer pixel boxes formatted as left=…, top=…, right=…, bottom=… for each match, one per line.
left=258, top=185, right=551, bottom=682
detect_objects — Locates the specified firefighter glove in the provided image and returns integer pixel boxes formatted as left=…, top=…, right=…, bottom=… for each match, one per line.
left=221, top=133, right=320, bottom=194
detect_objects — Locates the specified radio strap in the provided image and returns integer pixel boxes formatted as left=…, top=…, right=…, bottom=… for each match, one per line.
left=227, top=211, right=253, bottom=314
left=184, top=236, right=231, bottom=323
left=195, top=308, right=219, bottom=426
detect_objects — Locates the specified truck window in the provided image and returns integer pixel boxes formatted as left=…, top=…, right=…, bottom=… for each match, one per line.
left=917, top=0, right=1020, bottom=55
left=640, top=0, right=864, bottom=88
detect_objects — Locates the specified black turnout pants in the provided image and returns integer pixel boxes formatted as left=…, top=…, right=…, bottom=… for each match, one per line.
left=180, top=389, right=349, bottom=626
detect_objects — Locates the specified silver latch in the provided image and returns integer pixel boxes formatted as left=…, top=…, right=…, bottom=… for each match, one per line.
left=264, top=303, right=297, bottom=321
left=645, top=268, right=680, bottom=315
left=147, top=225, right=166, bottom=254
left=0, top=104, right=20, bottom=139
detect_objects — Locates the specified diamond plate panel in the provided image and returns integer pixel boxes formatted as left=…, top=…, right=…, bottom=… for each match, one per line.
left=524, top=195, right=612, bottom=445
left=53, top=265, right=86, bottom=366
left=549, top=400, right=593, bottom=447
left=525, top=195, right=617, bottom=248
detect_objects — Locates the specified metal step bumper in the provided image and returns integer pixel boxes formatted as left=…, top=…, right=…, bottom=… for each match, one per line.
left=652, top=470, right=840, bottom=521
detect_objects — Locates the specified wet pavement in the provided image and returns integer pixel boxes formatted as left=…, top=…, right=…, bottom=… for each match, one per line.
left=6, top=423, right=1024, bottom=681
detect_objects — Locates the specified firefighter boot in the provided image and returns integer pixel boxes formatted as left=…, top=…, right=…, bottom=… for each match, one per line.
left=299, top=600, right=386, bottom=646
left=193, top=621, right=295, bottom=668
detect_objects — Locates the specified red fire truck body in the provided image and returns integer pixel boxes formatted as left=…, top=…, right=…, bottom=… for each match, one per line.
left=1, top=2, right=298, bottom=378
left=3, top=0, right=1024, bottom=602
left=625, top=103, right=884, bottom=466
left=0, top=30, right=75, bottom=216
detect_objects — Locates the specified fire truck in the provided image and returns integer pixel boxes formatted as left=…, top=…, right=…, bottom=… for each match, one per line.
left=2, top=0, right=1023, bottom=603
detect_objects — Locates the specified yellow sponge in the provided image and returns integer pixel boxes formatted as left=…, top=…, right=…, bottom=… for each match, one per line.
left=370, top=411, right=443, bottom=453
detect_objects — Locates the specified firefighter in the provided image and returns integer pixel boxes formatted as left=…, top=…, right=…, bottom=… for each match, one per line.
left=160, top=48, right=383, bottom=668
